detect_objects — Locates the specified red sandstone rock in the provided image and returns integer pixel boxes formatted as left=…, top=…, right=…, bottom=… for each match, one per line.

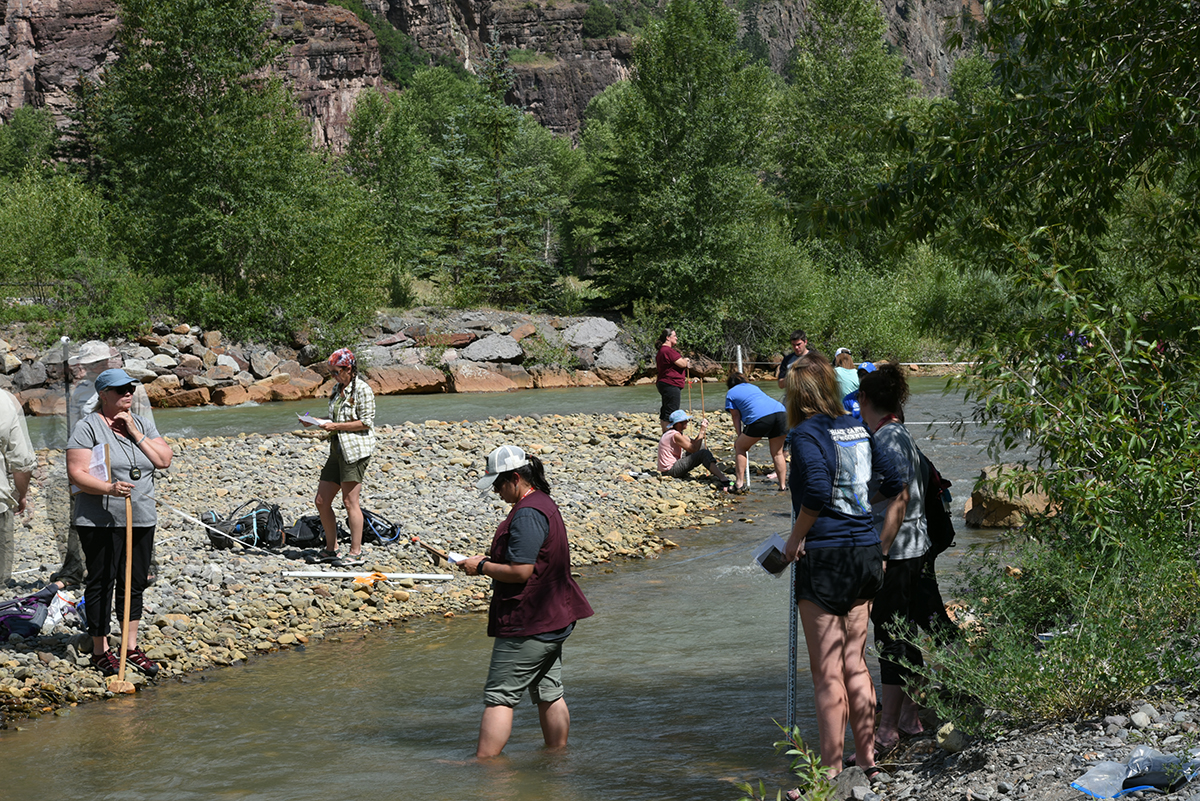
left=245, top=384, right=276, bottom=403
left=530, top=366, right=573, bottom=388
left=364, top=366, right=446, bottom=395
left=509, top=323, right=537, bottom=341
left=572, top=370, right=605, bottom=387
left=211, top=385, right=251, bottom=406
left=419, top=332, right=476, bottom=348
left=493, top=363, right=533, bottom=389
left=157, top=387, right=211, bottom=408
left=448, top=362, right=518, bottom=393
left=271, top=383, right=307, bottom=402
left=20, top=388, right=65, bottom=416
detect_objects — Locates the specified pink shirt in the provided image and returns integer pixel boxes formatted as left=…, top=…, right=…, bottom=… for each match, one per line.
left=657, top=429, right=682, bottom=472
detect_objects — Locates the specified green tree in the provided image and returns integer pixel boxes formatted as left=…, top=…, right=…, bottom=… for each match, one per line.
left=0, top=107, right=58, bottom=178
left=79, top=0, right=383, bottom=341
left=584, top=0, right=782, bottom=348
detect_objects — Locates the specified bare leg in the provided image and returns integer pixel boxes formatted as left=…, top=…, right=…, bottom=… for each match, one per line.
left=477, top=704, right=514, bottom=759
left=798, top=600, right=852, bottom=776
left=877, top=683, right=907, bottom=751
left=841, top=600, right=876, bottom=768
left=768, top=436, right=788, bottom=490
left=705, top=461, right=729, bottom=483
left=341, top=481, right=364, bottom=556
left=314, top=480, right=341, bottom=554
left=733, top=434, right=758, bottom=489
left=125, top=619, right=141, bottom=650
left=537, top=697, right=571, bottom=749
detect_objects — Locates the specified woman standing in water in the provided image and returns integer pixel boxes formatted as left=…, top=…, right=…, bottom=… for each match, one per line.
left=782, top=354, right=906, bottom=777
left=313, top=348, right=375, bottom=567
left=461, top=445, right=594, bottom=759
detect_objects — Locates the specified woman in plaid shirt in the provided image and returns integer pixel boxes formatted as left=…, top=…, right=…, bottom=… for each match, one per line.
left=314, top=348, right=376, bottom=567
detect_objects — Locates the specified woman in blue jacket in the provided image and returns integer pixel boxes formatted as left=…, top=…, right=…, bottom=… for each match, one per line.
left=782, top=354, right=906, bottom=778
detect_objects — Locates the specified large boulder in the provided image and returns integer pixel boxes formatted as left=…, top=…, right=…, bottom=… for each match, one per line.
left=572, top=370, right=606, bottom=387
left=448, top=362, right=518, bottom=393
left=593, top=340, right=638, bottom=386
left=964, top=464, right=1053, bottom=528
left=461, top=334, right=525, bottom=364
left=562, top=317, right=619, bottom=349
left=363, top=366, right=447, bottom=395
left=13, top=361, right=46, bottom=391
left=211, top=385, right=251, bottom=406
left=492, top=363, right=533, bottom=389
left=250, top=350, right=281, bottom=378
left=530, top=366, right=573, bottom=388
left=155, top=387, right=211, bottom=408
left=20, top=388, right=65, bottom=416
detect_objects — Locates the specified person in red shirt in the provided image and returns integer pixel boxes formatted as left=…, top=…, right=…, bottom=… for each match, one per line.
left=654, top=328, right=691, bottom=432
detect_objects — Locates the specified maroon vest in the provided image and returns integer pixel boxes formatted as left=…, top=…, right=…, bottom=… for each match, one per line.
left=487, top=490, right=594, bottom=638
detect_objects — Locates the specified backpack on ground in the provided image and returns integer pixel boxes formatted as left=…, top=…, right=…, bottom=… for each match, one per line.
left=361, top=508, right=402, bottom=545
left=0, top=585, right=58, bottom=639
left=919, top=450, right=956, bottom=558
left=200, top=499, right=285, bottom=550
left=287, top=514, right=348, bottom=549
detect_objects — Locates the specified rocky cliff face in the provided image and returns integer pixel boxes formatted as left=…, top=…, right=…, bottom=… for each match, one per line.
left=0, top=0, right=381, bottom=149
left=0, top=0, right=973, bottom=147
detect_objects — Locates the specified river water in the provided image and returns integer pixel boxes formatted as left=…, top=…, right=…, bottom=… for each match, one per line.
left=5, top=379, right=1024, bottom=800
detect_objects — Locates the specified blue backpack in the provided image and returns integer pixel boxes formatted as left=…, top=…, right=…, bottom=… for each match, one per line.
left=0, top=585, right=57, bottom=639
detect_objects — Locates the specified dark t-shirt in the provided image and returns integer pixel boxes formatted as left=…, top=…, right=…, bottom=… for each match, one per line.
left=656, top=346, right=686, bottom=387
left=777, top=352, right=802, bottom=381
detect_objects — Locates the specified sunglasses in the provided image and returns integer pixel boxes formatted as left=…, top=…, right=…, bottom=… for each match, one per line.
left=109, top=385, right=136, bottom=395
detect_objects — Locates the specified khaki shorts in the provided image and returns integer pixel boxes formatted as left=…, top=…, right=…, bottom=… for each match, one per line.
left=319, top=437, right=370, bottom=485
left=483, top=636, right=565, bottom=707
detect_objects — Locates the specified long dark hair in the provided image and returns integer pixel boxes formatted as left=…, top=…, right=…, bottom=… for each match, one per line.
left=858, top=362, right=909, bottom=415
left=654, top=328, right=676, bottom=350
left=500, top=455, right=551, bottom=496
left=726, top=370, right=748, bottom=389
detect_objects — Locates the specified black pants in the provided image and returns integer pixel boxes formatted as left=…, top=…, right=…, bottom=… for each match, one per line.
left=79, top=525, right=155, bottom=638
left=871, top=554, right=926, bottom=686
left=657, top=382, right=682, bottom=422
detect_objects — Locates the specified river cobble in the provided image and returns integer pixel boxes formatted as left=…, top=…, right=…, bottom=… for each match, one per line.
left=0, top=411, right=738, bottom=726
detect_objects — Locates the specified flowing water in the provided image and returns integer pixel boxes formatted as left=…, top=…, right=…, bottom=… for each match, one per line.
left=5, top=379, right=1026, bottom=800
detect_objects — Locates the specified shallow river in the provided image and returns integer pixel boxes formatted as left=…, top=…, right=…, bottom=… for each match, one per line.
left=5, top=379, right=1024, bottom=800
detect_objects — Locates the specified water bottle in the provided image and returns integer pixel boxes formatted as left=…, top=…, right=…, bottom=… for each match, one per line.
left=75, top=594, right=86, bottom=620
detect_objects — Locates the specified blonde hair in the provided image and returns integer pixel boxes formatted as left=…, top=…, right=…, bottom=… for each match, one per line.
left=785, top=354, right=846, bottom=427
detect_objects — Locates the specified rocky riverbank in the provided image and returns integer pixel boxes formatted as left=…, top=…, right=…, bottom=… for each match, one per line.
left=830, top=696, right=1200, bottom=801
left=0, top=410, right=738, bottom=727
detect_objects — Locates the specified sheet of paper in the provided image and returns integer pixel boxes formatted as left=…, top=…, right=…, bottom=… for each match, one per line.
left=71, top=443, right=109, bottom=495
left=297, top=412, right=331, bottom=427
left=754, top=533, right=789, bottom=576
left=447, top=551, right=468, bottom=565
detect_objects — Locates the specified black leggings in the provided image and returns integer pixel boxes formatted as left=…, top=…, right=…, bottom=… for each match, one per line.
left=657, top=382, right=682, bottom=422
left=79, top=525, right=155, bottom=638
left=870, top=554, right=926, bottom=686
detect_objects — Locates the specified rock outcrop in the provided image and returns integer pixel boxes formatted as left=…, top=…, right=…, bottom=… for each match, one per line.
left=0, top=0, right=381, bottom=150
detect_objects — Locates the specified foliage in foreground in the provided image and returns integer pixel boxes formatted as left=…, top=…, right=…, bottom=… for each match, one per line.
left=737, top=725, right=835, bottom=801
left=915, top=535, right=1200, bottom=734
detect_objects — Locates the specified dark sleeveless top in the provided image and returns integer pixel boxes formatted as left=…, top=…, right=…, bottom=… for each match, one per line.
left=487, top=490, right=594, bottom=638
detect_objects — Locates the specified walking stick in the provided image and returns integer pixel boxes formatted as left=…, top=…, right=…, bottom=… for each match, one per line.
left=686, top=366, right=692, bottom=417
left=108, top=496, right=136, bottom=694
left=787, top=509, right=797, bottom=732
left=699, top=364, right=705, bottom=422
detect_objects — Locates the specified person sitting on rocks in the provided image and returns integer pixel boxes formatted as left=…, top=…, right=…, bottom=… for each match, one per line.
left=657, top=410, right=730, bottom=488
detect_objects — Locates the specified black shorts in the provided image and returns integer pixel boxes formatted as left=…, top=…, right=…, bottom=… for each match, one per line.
left=794, top=542, right=884, bottom=616
left=657, top=382, right=682, bottom=422
left=743, top=411, right=787, bottom=439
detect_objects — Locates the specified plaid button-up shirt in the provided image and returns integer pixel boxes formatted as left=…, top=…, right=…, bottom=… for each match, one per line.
left=328, top=377, right=376, bottom=463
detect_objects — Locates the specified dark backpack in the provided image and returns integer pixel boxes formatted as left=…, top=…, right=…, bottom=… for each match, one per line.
left=361, top=509, right=402, bottom=545
left=0, top=585, right=57, bottom=639
left=287, top=514, right=348, bottom=549
left=200, top=499, right=285, bottom=550
left=919, top=450, right=956, bottom=557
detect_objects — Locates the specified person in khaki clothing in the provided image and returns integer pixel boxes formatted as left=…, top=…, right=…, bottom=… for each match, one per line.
left=0, top=388, right=35, bottom=584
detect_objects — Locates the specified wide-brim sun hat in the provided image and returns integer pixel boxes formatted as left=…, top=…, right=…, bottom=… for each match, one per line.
left=95, top=368, right=137, bottom=392
left=68, top=340, right=115, bottom=367
left=668, top=409, right=692, bottom=425
left=476, top=444, right=530, bottom=490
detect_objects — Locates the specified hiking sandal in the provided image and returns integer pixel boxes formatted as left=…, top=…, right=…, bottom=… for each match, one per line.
left=125, top=646, right=160, bottom=678
left=333, top=553, right=365, bottom=568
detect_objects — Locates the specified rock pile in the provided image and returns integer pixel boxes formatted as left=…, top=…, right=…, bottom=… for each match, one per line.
left=0, top=410, right=734, bottom=725
left=3, top=310, right=651, bottom=415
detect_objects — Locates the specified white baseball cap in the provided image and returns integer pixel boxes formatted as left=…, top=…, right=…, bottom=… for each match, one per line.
left=476, top=444, right=530, bottom=490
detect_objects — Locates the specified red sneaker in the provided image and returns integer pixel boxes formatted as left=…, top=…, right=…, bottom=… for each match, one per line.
left=90, top=650, right=118, bottom=677
left=125, top=646, right=160, bottom=677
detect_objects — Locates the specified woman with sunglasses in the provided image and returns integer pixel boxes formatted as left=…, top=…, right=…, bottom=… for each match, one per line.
left=460, top=445, right=594, bottom=758
left=66, top=368, right=173, bottom=678
left=313, top=348, right=376, bottom=567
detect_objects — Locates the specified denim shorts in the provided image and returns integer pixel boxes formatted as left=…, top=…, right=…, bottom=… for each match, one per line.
left=483, top=636, right=565, bottom=707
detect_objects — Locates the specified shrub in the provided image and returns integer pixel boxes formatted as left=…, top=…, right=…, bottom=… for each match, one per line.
left=582, top=1, right=618, bottom=38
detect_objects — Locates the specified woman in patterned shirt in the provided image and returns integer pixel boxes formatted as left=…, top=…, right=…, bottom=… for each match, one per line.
left=314, top=348, right=376, bottom=567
